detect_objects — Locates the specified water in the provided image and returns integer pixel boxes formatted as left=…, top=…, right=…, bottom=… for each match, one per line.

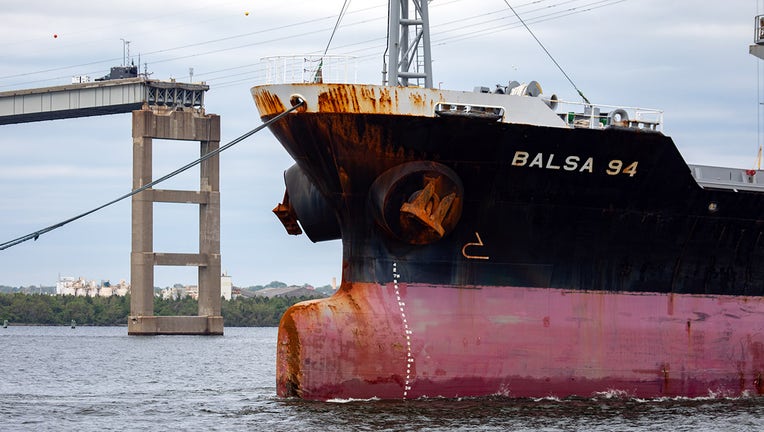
left=1, top=326, right=762, bottom=432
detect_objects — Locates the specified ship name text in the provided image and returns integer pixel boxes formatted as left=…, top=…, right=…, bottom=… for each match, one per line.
left=511, top=151, right=638, bottom=177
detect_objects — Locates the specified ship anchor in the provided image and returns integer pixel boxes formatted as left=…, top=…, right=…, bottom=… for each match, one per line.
left=369, top=161, right=463, bottom=245
left=400, top=175, right=456, bottom=239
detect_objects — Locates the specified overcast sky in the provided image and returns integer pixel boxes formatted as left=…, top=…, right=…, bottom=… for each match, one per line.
left=1, top=0, right=762, bottom=288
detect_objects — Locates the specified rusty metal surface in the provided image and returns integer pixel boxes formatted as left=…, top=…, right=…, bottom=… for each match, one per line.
left=250, top=83, right=567, bottom=127
left=272, top=190, right=302, bottom=235
left=277, top=284, right=407, bottom=399
left=399, top=177, right=458, bottom=242
left=369, top=161, right=463, bottom=245
left=278, top=282, right=764, bottom=400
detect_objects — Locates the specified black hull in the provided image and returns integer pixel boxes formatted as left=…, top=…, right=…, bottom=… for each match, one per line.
left=266, top=112, right=764, bottom=296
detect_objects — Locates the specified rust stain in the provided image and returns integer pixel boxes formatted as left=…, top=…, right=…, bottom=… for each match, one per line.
left=340, top=287, right=363, bottom=312
left=253, top=90, right=285, bottom=116
left=277, top=308, right=302, bottom=397
left=315, top=85, right=402, bottom=114
left=349, top=85, right=361, bottom=112
left=360, top=86, right=377, bottom=112
left=317, top=85, right=357, bottom=113
left=316, top=90, right=332, bottom=112
left=667, top=293, right=674, bottom=316
left=272, top=190, right=302, bottom=235
left=408, top=92, right=426, bottom=111
left=276, top=298, right=329, bottom=398
left=379, top=87, right=393, bottom=112
left=338, top=166, right=351, bottom=197
left=660, top=363, right=670, bottom=390
left=400, top=175, right=458, bottom=242
left=276, top=280, right=415, bottom=399
left=739, top=371, right=746, bottom=392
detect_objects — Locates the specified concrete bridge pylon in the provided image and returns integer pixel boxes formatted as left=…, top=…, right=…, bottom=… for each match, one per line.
left=128, top=106, right=223, bottom=335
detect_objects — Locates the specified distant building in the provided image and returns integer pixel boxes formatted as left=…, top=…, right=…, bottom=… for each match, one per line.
left=56, top=276, right=130, bottom=297
left=160, top=285, right=197, bottom=300
left=221, top=272, right=232, bottom=300
left=159, top=274, right=234, bottom=300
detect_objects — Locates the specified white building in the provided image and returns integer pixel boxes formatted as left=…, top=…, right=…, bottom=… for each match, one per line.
left=159, top=274, right=233, bottom=300
left=56, top=276, right=130, bottom=297
left=221, top=273, right=232, bottom=300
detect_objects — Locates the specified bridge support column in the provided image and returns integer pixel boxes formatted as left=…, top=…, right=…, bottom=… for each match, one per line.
left=128, top=107, right=223, bottom=335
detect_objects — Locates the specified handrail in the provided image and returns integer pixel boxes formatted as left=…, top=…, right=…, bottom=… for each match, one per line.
left=262, top=55, right=357, bottom=85
left=553, top=98, right=664, bottom=131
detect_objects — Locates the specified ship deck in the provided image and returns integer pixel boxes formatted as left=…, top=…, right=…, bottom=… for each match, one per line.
left=690, top=164, right=764, bottom=192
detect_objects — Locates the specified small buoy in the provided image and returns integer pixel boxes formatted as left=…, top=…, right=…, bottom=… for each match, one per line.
left=53, top=34, right=58, bottom=39
left=244, top=11, right=249, bottom=16
left=71, top=319, right=76, bottom=329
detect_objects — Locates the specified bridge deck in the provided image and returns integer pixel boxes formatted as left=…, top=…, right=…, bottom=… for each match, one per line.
left=0, top=78, right=209, bottom=125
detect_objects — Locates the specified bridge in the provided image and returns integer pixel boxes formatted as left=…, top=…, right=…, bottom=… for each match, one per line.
left=0, top=77, right=223, bottom=335
left=0, top=78, right=208, bottom=125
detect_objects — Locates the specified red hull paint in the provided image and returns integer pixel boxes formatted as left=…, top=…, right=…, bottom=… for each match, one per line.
left=277, top=281, right=764, bottom=400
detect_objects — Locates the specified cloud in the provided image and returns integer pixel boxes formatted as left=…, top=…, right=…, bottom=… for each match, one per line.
left=0, top=164, right=129, bottom=180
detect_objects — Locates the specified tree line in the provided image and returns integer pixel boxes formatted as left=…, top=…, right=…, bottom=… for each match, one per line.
left=0, top=293, right=322, bottom=327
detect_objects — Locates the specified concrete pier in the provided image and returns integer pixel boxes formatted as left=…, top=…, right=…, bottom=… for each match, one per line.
left=128, top=107, right=223, bottom=335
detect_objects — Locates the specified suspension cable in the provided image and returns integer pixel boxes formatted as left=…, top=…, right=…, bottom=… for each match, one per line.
left=0, top=101, right=305, bottom=251
left=502, top=0, right=591, bottom=104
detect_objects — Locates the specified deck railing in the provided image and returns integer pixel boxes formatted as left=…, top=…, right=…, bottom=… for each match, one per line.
left=262, top=55, right=357, bottom=85
left=554, top=99, right=664, bottom=131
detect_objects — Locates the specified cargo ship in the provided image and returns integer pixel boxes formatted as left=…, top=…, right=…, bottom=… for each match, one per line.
left=251, top=2, right=764, bottom=400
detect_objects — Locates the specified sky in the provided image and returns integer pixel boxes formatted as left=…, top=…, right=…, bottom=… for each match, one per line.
left=0, top=0, right=762, bottom=288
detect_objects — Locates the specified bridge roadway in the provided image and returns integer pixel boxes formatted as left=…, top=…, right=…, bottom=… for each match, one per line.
left=0, top=78, right=209, bottom=125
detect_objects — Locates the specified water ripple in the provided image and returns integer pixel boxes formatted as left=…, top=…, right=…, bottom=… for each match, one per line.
left=1, top=326, right=762, bottom=432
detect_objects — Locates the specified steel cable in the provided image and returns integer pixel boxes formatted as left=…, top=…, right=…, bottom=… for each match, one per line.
left=0, top=101, right=304, bottom=251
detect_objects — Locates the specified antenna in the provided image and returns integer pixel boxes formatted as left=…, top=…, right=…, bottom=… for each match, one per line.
left=385, top=0, right=432, bottom=88
left=120, top=38, right=131, bottom=66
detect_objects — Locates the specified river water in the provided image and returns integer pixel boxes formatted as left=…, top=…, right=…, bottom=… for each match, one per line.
left=1, top=326, right=762, bottom=431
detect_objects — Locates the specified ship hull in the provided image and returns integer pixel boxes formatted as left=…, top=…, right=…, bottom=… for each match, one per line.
left=279, top=282, right=764, bottom=400
left=253, top=84, right=764, bottom=400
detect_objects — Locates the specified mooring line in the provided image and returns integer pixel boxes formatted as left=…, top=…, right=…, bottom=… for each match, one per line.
left=0, top=102, right=304, bottom=251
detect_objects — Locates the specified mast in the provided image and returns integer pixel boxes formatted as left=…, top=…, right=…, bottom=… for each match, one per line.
left=751, top=15, right=764, bottom=169
left=385, top=0, right=433, bottom=88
